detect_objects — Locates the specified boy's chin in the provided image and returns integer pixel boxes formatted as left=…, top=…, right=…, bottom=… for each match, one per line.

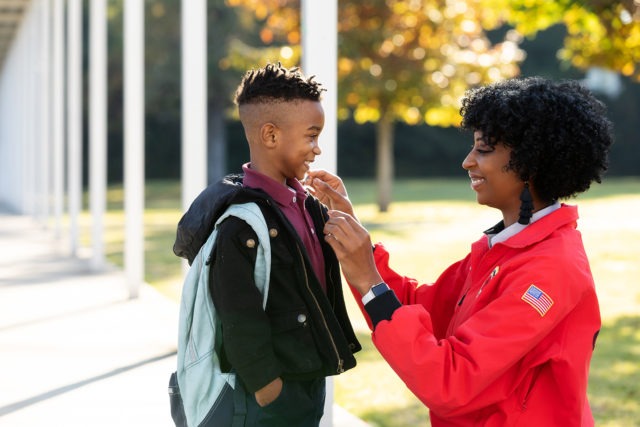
left=282, top=173, right=305, bottom=182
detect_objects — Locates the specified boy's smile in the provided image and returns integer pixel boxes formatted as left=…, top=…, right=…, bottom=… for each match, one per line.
left=271, top=100, right=325, bottom=183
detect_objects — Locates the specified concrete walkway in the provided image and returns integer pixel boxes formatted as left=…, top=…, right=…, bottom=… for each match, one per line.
left=0, top=210, right=369, bottom=427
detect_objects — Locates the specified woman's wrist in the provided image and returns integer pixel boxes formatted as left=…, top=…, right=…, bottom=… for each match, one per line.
left=361, top=282, right=391, bottom=305
left=354, top=275, right=384, bottom=296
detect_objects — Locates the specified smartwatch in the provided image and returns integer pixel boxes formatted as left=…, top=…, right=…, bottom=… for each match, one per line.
left=361, top=282, right=391, bottom=305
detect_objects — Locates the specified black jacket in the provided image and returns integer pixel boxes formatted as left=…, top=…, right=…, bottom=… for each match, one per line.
left=173, top=175, right=360, bottom=393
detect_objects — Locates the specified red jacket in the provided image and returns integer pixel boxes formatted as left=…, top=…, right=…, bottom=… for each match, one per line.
left=360, top=205, right=600, bottom=426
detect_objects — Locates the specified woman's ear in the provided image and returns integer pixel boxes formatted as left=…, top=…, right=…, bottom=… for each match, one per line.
left=260, top=123, right=278, bottom=148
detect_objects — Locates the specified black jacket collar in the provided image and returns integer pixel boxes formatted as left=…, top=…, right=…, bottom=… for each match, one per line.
left=173, top=174, right=271, bottom=264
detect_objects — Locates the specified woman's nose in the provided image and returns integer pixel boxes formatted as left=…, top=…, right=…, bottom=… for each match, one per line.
left=462, top=150, right=475, bottom=170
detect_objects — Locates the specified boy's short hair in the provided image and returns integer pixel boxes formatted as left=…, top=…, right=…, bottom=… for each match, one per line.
left=234, top=62, right=325, bottom=106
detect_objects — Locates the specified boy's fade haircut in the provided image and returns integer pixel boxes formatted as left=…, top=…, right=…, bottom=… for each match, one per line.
left=234, top=62, right=325, bottom=106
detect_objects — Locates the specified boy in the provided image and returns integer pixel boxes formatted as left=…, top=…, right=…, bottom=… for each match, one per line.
left=173, top=63, right=360, bottom=426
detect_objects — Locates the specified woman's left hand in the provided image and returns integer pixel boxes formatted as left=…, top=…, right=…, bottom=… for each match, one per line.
left=323, top=210, right=382, bottom=295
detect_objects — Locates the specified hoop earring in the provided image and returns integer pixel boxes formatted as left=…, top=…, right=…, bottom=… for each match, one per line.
left=518, top=182, right=533, bottom=225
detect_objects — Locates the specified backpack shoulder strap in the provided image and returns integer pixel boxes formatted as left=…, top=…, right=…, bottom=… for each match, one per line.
left=176, top=202, right=271, bottom=426
left=214, top=202, right=271, bottom=308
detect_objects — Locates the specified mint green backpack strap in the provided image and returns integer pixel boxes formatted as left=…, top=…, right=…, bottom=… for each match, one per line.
left=215, top=202, right=271, bottom=308
left=176, top=202, right=271, bottom=427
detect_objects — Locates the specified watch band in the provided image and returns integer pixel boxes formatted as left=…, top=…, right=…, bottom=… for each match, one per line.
left=362, top=282, right=390, bottom=305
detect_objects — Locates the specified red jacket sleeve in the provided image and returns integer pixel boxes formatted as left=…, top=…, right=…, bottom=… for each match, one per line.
left=368, top=243, right=596, bottom=418
left=367, top=243, right=467, bottom=339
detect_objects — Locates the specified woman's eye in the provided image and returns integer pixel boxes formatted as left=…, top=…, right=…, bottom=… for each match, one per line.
left=472, top=143, right=493, bottom=154
left=475, top=148, right=492, bottom=154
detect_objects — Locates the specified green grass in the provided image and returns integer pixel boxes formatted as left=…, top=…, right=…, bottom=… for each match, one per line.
left=79, top=177, right=640, bottom=426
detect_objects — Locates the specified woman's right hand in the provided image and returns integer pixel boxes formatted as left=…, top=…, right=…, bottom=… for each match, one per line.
left=304, top=170, right=355, bottom=218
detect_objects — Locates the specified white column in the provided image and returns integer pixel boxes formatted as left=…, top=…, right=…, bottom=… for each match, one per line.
left=301, top=2, right=338, bottom=425
left=29, top=1, right=41, bottom=219
left=16, top=14, right=27, bottom=213
left=90, top=0, right=107, bottom=270
left=301, top=0, right=338, bottom=175
left=0, top=50, right=10, bottom=207
left=5, top=9, right=24, bottom=211
left=38, top=0, right=52, bottom=224
left=124, top=0, right=145, bottom=298
left=23, top=5, right=36, bottom=216
left=67, top=0, right=83, bottom=256
left=0, top=61, right=17, bottom=207
left=52, top=0, right=66, bottom=238
left=0, top=2, right=31, bottom=212
left=181, top=0, right=208, bottom=211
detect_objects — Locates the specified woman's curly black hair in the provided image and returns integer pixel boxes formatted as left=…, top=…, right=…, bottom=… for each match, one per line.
left=234, top=62, right=325, bottom=105
left=460, top=77, right=614, bottom=202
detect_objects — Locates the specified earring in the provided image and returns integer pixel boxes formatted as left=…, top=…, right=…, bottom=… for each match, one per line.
left=518, top=182, right=533, bottom=225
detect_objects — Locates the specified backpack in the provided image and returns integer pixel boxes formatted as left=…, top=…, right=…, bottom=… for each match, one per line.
left=169, top=202, right=271, bottom=427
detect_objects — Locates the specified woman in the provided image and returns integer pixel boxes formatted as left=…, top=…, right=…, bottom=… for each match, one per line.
left=306, top=77, right=613, bottom=426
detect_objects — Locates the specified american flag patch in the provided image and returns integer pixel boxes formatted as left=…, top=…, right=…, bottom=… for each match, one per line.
left=521, top=285, right=554, bottom=317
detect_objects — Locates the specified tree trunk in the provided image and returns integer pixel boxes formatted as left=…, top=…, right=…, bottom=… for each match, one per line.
left=207, top=102, right=227, bottom=184
left=375, top=114, right=394, bottom=212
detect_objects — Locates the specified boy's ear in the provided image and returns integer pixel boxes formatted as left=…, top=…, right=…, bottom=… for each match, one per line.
left=260, top=123, right=278, bottom=148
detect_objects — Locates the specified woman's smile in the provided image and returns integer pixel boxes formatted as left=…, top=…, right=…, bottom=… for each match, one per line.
left=468, top=173, right=486, bottom=191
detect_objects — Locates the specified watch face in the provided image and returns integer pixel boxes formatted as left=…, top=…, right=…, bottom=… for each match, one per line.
left=372, top=283, right=388, bottom=296
left=362, top=283, right=389, bottom=306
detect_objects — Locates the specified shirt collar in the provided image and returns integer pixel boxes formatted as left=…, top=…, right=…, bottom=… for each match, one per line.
left=486, top=201, right=561, bottom=248
left=242, top=163, right=307, bottom=207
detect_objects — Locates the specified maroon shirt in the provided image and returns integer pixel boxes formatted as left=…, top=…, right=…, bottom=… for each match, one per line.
left=242, top=163, right=326, bottom=291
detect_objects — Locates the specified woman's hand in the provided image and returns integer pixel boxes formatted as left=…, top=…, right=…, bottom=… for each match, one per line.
left=323, top=210, right=383, bottom=295
left=304, top=170, right=355, bottom=218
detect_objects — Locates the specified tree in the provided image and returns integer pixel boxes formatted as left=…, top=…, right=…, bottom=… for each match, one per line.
left=337, top=0, right=524, bottom=211
left=486, top=0, right=640, bottom=80
left=231, top=0, right=525, bottom=211
left=216, top=0, right=301, bottom=180
left=102, top=0, right=300, bottom=183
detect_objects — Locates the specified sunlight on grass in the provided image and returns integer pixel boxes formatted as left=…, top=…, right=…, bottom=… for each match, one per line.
left=336, top=181, right=640, bottom=426
left=77, top=178, right=639, bottom=426
left=334, top=332, right=430, bottom=426
left=588, top=316, right=640, bottom=427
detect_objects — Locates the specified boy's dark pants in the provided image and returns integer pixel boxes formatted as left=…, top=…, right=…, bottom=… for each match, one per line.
left=239, top=378, right=326, bottom=427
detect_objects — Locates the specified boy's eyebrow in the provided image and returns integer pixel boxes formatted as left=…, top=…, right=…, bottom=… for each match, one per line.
left=307, top=125, right=323, bottom=131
